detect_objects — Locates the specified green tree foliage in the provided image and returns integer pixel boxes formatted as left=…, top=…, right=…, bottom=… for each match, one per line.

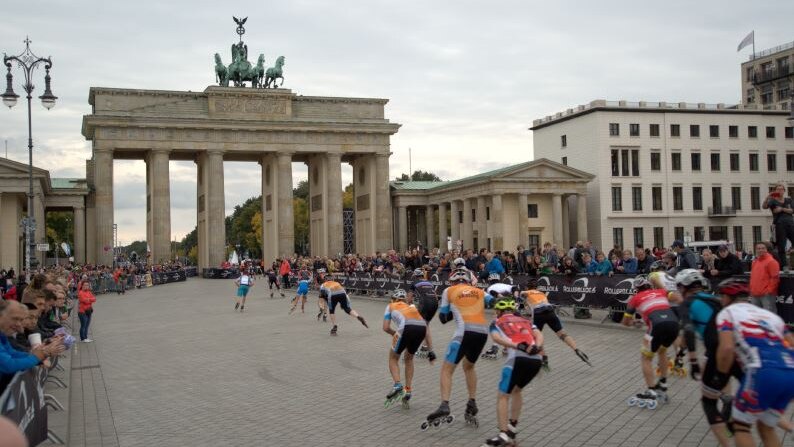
left=293, top=197, right=309, bottom=255
left=226, top=196, right=263, bottom=259
left=396, top=170, right=443, bottom=181
left=343, top=182, right=354, bottom=209
left=293, top=179, right=309, bottom=201
left=45, top=211, right=74, bottom=256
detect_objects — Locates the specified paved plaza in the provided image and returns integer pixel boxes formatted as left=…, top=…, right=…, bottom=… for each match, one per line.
left=59, top=278, right=794, bottom=447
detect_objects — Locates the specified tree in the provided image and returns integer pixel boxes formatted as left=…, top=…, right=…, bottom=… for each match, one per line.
left=251, top=211, right=263, bottom=247
left=293, top=197, right=309, bottom=255
left=396, top=170, right=443, bottom=182
left=342, top=182, right=354, bottom=209
left=45, top=211, right=74, bottom=257
left=293, top=179, right=309, bottom=201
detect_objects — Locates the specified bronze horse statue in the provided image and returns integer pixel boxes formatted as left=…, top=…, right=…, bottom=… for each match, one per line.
left=214, top=53, right=228, bottom=86
left=264, top=56, right=285, bottom=88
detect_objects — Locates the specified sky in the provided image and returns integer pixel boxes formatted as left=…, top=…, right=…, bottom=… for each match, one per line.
left=1, top=0, right=792, bottom=245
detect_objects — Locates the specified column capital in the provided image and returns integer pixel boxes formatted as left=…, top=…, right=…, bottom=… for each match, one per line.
left=73, top=205, right=85, bottom=211
left=150, top=148, right=171, bottom=155
left=325, top=152, right=342, bottom=161
left=93, top=148, right=113, bottom=156
left=277, top=151, right=295, bottom=160
left=206, top=148, right=225, bottom=157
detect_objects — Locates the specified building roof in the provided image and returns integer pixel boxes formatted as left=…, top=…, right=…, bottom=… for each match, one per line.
left=390, top=180, right=447, bottom=191
left=51, top=178, right=88, bottom=191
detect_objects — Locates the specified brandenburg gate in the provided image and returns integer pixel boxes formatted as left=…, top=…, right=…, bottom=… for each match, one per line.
left=81, top=86, right=399, bottom=268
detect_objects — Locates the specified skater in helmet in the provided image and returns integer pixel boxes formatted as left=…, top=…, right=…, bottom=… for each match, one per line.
left=519, top=288, right=591, bottom=369
left=481, top=273, right=517, bottom=360
left=422, top=268, right=493, bottom=430
left=382, top=289, right=427, bottom=409
left=481, top=298, right=543, bottom=446
left=315, top=269, right=328, bottom=321
left=648, top=267, right=687, bottom=371
left=712, top=277, right=794, bottom=447
left=233, top=270, right=254, bottom=312
left=319, top=279, right=368, bottom=336
left=290, top=271, right=311, bottom=315
left=409, top=268, right=439, bottom=362
left=622, top=275, right=680, bottom=408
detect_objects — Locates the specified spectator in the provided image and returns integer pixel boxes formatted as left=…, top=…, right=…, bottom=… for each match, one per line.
left=700, top=249, right=715, bottom=272
left=582, top=253, right=598, bottom=274
left=77, top=281, right=96, bottom=343
left=0, top=415, right=28, bottom=447
left=558, top=256, right=579, bottom=276
left=709, top=245, right=744, bottom=278
left=670, top=240, right=697, bottom=274
left=635, top=248, right=654, bottom=274
left=749, top=241, right=780, bottom=314
left=484, top=253, right=505, bottom=276
left=2, top=279, right=16, bottom=301
left=615, top=250, right=637, bottom=274
left=543, top=243, right=559, bottom=267
left=763, top=183, right=794, bottom=271
left=593, top=252, right=613, bottom=276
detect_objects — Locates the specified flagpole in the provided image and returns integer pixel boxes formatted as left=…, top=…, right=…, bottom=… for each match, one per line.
left=752, top=31, right=755, bottom=58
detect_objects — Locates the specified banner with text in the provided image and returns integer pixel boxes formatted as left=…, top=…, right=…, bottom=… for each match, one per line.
left=0, top=367, right=48, bottom=446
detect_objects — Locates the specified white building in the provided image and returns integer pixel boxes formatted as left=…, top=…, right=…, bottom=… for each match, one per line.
left=531, top=100, right=793, bottom=253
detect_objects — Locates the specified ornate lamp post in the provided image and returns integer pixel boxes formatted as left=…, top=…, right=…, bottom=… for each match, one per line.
left=2, top=37, right=57, bottom=282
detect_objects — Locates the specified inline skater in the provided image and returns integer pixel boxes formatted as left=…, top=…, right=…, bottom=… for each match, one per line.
left=520, top=289, right=591, bottom=369
left=422, top=268, right=492, bottom=430
left=289, top=271, right=311, bottom=315
left=711, top=277, right=794, bottom=447
left=648, top=264, right=687, bottom=375
left=622, top=276, right=679, bottom=409
left=233, top=270, right=254, bottom=312
left=675, top=269, right=722, bottom=384
left=481, top=273, right=517, bottom=360
left=409, top=268, right=439, bottom=362
left=319, top=279, right=368, bottom=336
left=315, top=269, right=328, bottom=322
left=382, top=289, right=427, bottom=409
left=481, top=298, right=544, bottom=447
left=265, top=266, right=284, bottom=298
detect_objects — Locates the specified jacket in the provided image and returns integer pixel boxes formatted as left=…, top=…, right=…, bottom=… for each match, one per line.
left=485, top=258, right=505, bottom=275
left=619, top=258, right=638, bottom=274
left=594, top=260, right=613, bottom=276
left=712, top=253, right=744, bottom=278
left=0, top=333, right=40, bottom=375
left=749, top=253, right=780, bottom=297
left=78, top=289, right=96, bottom=313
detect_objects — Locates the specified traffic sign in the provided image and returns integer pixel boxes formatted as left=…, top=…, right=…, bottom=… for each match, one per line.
left=36, top=243, right=50, bottom=252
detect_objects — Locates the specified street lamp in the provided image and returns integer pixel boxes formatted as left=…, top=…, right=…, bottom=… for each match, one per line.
left=2, top=37, right=57, bottom=282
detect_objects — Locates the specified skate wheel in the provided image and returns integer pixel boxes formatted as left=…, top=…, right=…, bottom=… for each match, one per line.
left=647, top=400, right=658, bottom=410
left=446, top=415, right=455, bottom=424
left=627, top=397, right=638, bottom=406
left=420, top=422, right=429, bottom=431
left=433, top=419, right=441, bottom=427
left=637, top=400, right=647, bottom=408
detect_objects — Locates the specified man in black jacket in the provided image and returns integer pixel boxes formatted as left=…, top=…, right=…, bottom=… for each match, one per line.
left=671, top=240, right=698, bottom=274
left=707, top=245, right=744, bottom=279
left=635, top=248, right=655, bottom=274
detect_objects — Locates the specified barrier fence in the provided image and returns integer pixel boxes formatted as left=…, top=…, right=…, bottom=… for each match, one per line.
left=0, top=367, right=48, bottom=446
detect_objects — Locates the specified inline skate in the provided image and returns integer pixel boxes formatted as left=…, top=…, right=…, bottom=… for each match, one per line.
left=575, top=349, right=592, bottom=366
left=481, top=432, right=514, bottom=446
left=330, top=325, right=338, bottom=336
left=420, top=402, right=454, bottom=430
left=481, top=345, right=499, bottom=360
left=415, top=345, right=429, bottom=359
left=464, top=398, right=479, bottom=427
left=384, top=384, right=405, bottom=409
left=402, top=390, right=412, bottom=409
left=627, top=389, right=661, bottom=409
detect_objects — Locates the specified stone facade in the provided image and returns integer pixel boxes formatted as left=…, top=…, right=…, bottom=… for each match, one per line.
left=82, top=86, right=399, bottom=268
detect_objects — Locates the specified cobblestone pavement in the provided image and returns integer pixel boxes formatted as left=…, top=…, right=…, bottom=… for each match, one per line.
left=65, top=278, right=794, bottom=447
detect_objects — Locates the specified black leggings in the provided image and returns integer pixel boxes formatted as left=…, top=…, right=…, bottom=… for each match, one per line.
left=774, top=222, right=794, bottom=268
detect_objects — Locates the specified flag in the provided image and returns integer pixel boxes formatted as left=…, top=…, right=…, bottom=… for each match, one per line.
left=737, top=31, right=754, bottom=52
left=60, top=242, right=71, bottom=257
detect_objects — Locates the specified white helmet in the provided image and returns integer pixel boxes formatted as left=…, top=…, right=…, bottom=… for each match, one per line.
left=453, top=258, right=466, bottom=267
left=674, top=269, right=708, bottom=289
left=391, top=289, right=407, bottom=300
left=488, top=272, right=501, bottom=282
left=449, top=268, right=470, bottom=284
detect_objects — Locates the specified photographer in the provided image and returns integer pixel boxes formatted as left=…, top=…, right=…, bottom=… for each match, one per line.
left=763, top=183, right=794, bottom=270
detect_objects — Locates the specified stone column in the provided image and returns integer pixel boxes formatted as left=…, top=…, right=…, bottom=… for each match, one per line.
left=552, top=193, right=563, bottom=248
left=491, top=194, right=503, bottom=251
left=462, top=198, right=473, bottom=251
left=276, top=153, right=294, bottom=259
left=73, top=205, right=86, bottom=264
left=94, top=148, right=114, bottom=266
left=577, top=193, right=588, bottom=241
left=326, top=152, right=343, bottom=256
left=374, top=153, right=392, bottom=252
left=517, top=194, right=527, bottom=248
left=562, top=195, right=570, bottom=249
left=0, top=194, right=22, bottom=273
left=438, top=203, right=448, bottom=253
left=149, top=149, right=171, bottom=263
left=417, top=207, right=427, bottom=248
left=450, top=200, right=460, bottom=250
left=398, top=206, right=408, bottom=251
left=197, top=150, right=226, bottom=269
left=425, top=205, right=435, bottom=249
left=476, top=196, right=487, bottom=250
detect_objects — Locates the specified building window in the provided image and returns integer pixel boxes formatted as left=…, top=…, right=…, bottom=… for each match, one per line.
left=786, top=127, right=794, bottom=139
left=731, top=186, right=742, bottom=210
left=650, top=124, right=660, bottom=137
left=458, top=210, right=463, bottom=224
left=653, top=227, right=664, bottom=249
left=472, top=209, right=476, bottom=221
left=611, top=186, right=622, bottom=212
left=670, top=124, right=680, bottom=137
left=752, top=226, right=762, bottom=246
left=633, top=227, right=644, bottom=248
left=729, top=125, right=738, bottom=138
left=767, top=152, right=777, bottom=171
left=733, top=226, right=744, bottom=253
left=709, top=125, right=719, bottom=138
left=750, top=186, right=760, bottom=210
left=621, top=149, right=629, bottom=176
left=561, top=135, right=567, bottom=147
left=730, top=153, right=740, bottom=171
left=652, top=186, right=662, bottom=211
left=690, top=124, right=700, bottom=138
left=671, top=153, right=682, bottom=171
left=711, top=226, right=730, bottom=241
left=787, top=153, right=794, bottom=172
left=692, top=186, right=703, bottom=211
left=674, top=226, right=684, bottom=241
left=710, top=152, right=720, bottom=172
left=748, top=126, right=757, bottom=138
left=630, top=123, right=640, bottom=137
left=632, top=186, right=643, bottom=211
left=528, top=234, right=540, bottom=248
left=650, top=152, right=661, bottom=171
left=694, top=226, right=705, bottom=242
left=486, top=206, right=490, bottom=220
left=672, top=186, right=683, bottom=211
left=527, top=204, right=538, bottom=218
left=691, top=152, right=701, bottom=171
left=561, top=156, right=567, bottom=166
left=761, top=85, right=773, bottom=104
left=613, top=227, right=624, bottom=248
left=766, top=126, right=775, bottom=139
left=746, top=88, right=755, bottom=104
left=609, top=123, right=620, bottom=136
left=611, top=150, right=619, bottom=176
left=749, top=153, right=759, bottom=171
left=712, top=186, right=722, bottom=210
left=631, top=149, right=639, bottom=176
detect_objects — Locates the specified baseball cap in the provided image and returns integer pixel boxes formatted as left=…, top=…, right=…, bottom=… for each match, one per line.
left=671, top=240, right=685, bottom=249
left=717, top=244, right=729, bottom=251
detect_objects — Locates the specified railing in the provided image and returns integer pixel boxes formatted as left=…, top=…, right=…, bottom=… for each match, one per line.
left=750, top=40, right=794, bottom=60
left=708, top=206, right=737, bottom=217
left=751, top=65, right=792, bottom=85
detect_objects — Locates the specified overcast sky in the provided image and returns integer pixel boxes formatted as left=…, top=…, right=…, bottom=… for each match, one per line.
left=1, top=0, right=791, bottom=244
